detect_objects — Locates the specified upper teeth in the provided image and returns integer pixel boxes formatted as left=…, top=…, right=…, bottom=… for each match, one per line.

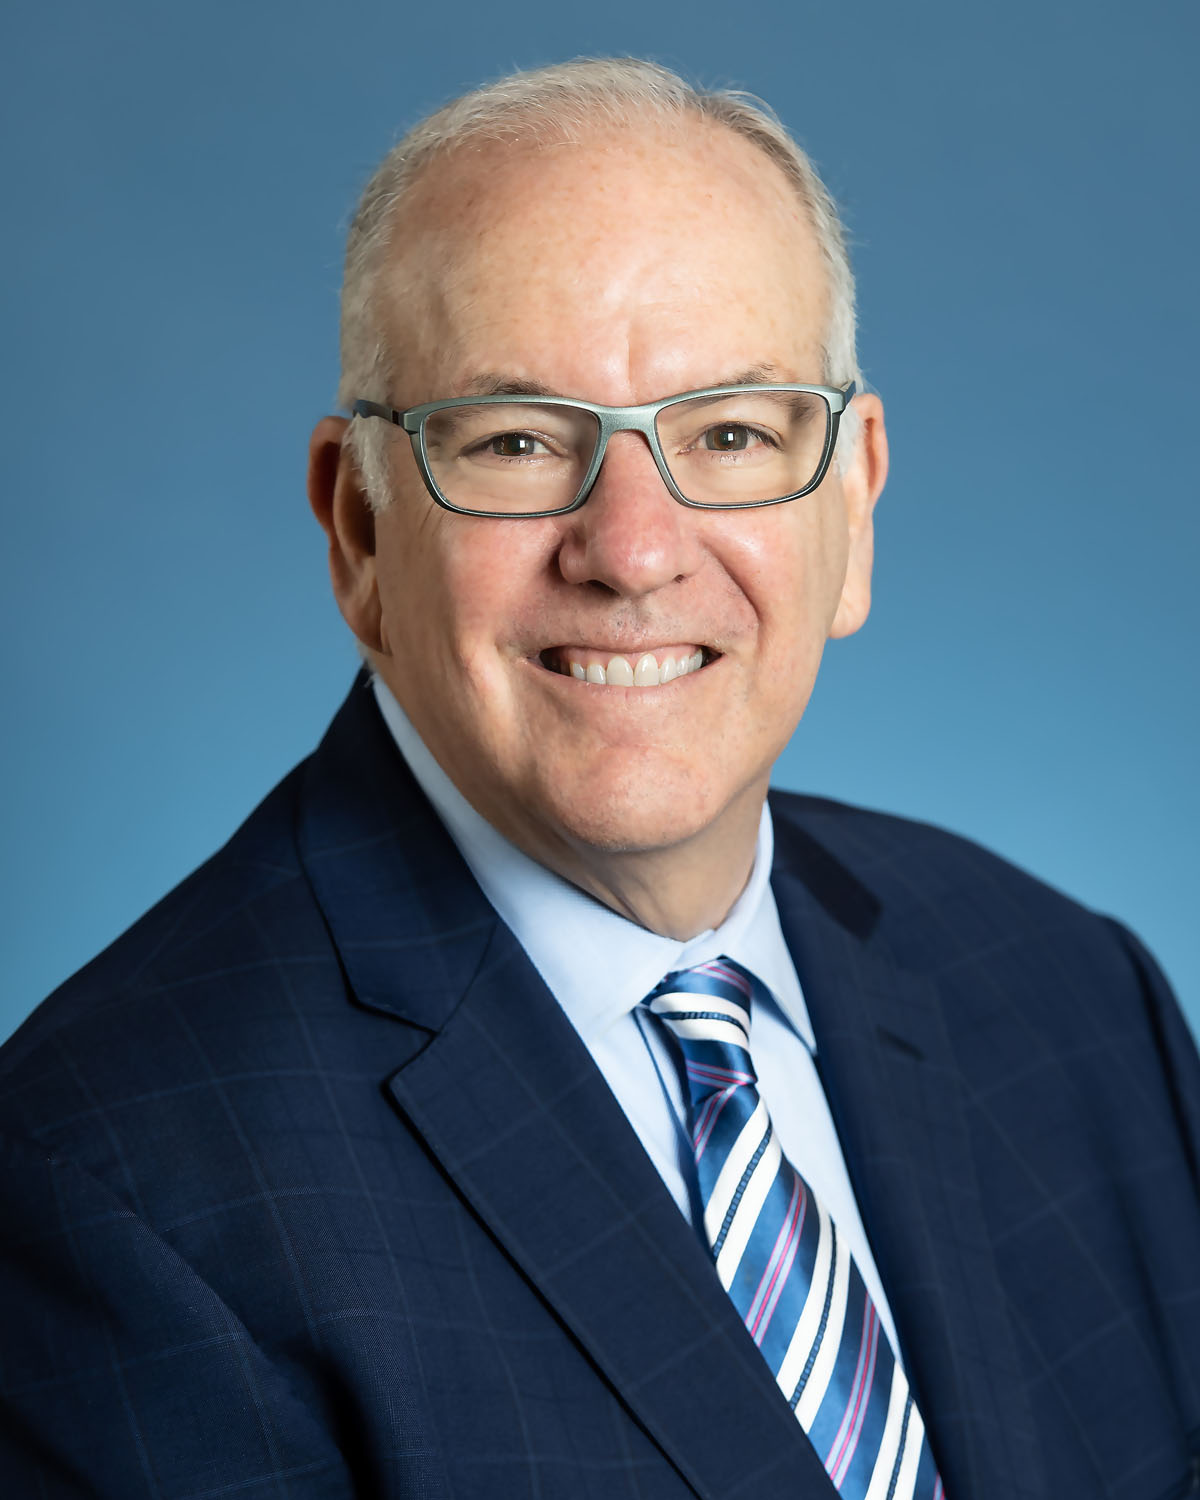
left=566, top=650, right=704, bottom=687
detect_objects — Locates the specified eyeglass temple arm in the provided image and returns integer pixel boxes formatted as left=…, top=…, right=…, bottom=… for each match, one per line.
left=351, top=399, right=408, bottom=426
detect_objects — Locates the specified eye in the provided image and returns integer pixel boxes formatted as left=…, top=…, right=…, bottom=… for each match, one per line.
left=490, top=432, right=545, bottom=458
left=702, top=423, right=750, bottom=450
left=699, top=423, right=774, bottom=450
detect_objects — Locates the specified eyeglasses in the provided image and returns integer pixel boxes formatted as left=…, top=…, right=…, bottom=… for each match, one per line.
left=351, top=380, right=856, bottom=518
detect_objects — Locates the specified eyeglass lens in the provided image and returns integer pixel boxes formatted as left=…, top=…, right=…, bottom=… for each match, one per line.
left=420, top=390, right=832, bottom=514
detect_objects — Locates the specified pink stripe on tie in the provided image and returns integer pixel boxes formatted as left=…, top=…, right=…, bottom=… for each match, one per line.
left=691, top=1085, right=739, bottom=1159
left=697, top=960, right=753, bottom=1000
left=685, top=1062, right=753, bottom=1087
left=747, top=1178, right=807, bottom=1344
left=826, top=1296, right=880, bottom=1486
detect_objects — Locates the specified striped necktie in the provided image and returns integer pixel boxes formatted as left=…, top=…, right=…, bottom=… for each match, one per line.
left=645, top=956, right=943, bottom=1500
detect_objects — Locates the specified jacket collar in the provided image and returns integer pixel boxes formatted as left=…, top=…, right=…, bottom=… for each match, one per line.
left=296, top=674, right=497, bottom=1033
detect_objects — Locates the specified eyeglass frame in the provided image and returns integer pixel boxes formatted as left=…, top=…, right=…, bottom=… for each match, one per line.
left=351, top=379, right=858, bottom=519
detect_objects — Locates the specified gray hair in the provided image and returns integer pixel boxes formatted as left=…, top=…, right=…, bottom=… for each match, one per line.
left=337, top=57, right=861, bottom=507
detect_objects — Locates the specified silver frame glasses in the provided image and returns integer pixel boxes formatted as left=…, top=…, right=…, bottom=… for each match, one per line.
left=351, top=380, right=857, bottom=519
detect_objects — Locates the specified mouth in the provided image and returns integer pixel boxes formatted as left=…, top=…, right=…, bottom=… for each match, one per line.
left=537, top=644, right=716, bottom=687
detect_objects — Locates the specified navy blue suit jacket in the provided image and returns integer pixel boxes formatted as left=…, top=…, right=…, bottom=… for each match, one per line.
left=3, top=676, right=1199, bottom=1498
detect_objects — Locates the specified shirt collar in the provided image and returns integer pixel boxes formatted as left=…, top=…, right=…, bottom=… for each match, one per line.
left=370, top=675, right=815, bottom=1052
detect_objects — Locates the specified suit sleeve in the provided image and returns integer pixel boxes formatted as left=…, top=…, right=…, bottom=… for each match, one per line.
left=0, top=1130, right=354, bottom=1499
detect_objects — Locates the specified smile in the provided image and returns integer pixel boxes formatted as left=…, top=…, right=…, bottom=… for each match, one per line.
left=539, top=645, right=712, bottom=687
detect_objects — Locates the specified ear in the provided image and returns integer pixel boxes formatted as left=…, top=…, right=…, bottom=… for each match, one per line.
left=307, top=416, right=387, bottom=654
left=829, top=392, right=888, bottom=640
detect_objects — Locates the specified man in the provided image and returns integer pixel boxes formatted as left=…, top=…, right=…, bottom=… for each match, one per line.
left=1, top=57, right=1197, bottom=1500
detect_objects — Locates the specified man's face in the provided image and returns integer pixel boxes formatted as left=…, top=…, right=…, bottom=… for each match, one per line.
left=330, top=122, right=884, bottom=880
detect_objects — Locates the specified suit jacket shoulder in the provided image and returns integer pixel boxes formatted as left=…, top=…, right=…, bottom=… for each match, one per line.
left=1, top=765, right=308, bottom=1083
left=770, top=786, right=1196, bottom=1104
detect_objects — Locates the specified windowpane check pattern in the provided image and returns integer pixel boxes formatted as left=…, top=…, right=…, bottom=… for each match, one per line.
left=352, top=381, right=855, bottom=517
left=644, top=957, right=944, bottom=1500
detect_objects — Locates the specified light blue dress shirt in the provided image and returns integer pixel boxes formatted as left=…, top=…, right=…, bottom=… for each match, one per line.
left=371, top=675, right=900, bottom=1355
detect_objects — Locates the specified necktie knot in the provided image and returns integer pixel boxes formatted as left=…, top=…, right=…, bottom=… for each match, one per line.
left=643, top=958, right=763, bottom=1156
left=644, top=957, right=757, bottom=1047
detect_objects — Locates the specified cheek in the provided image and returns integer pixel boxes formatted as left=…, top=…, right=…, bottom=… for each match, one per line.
left=375, top=508, right=464, bottom=667
left=736, top=494, right=852, bottom=647
left=442, top=528, right=548, bottom=657
left=378, top=515, right=543, bottom=686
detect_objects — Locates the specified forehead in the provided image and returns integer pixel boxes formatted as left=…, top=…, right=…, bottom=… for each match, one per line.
left=379, top=120, right=830, bottom=402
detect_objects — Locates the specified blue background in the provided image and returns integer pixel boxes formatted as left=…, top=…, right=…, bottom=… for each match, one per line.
left=3, top=0, right=1197, bottom=1041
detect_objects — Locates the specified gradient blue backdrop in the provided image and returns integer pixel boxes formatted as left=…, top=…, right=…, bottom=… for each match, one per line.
left=3, top=0, right=1197, bottom=1041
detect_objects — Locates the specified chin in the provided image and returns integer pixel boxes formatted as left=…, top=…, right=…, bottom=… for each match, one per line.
left=528, top=754, right=736, bottom=858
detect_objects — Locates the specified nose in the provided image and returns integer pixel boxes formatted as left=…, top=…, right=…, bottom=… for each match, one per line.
left=555, top=431, right=705, bottom=597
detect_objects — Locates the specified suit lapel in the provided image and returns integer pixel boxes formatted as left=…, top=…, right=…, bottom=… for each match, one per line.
left=388, top=919, right=841, bottom=1499
left=771, top=809, right=1046, bottom=1500
left=298, top=680, right=836, bottom=1499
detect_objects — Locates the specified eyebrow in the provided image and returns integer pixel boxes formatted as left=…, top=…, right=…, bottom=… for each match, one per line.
left=461, top=374, right=560, bottom=397
left=713, top=363, right=785, bottom=387
left=459, top=363, right=787, bottom=401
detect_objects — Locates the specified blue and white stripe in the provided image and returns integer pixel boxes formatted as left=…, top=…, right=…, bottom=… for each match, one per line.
left=646, top=957, right=943, bottom=1500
